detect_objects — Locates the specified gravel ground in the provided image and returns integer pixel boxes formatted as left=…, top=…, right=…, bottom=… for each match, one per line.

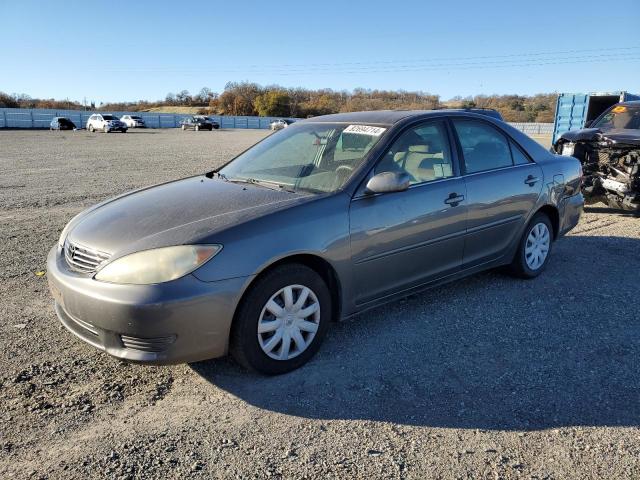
left=1, top=129, right=639, bottom=479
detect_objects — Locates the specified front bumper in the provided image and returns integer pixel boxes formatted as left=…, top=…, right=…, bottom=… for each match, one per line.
left=558, top=192, right=584, bottom=236
left=47, top=245, right=251, bottom=364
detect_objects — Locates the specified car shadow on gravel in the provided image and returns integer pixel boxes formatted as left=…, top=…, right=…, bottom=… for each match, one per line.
left=191, top=235, right=640, bottom=431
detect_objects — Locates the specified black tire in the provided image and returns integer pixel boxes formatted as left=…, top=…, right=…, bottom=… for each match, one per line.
left=508, top=212, right=554, bottom=279
left=230, top=264, right=331, bottom=375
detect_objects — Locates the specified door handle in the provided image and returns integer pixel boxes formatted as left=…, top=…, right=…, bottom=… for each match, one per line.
left=444, top=192, right=464, bottom=207
left=524, top=175, right=540, bottom=186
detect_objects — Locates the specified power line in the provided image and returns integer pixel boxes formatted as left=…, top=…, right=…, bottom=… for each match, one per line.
left=100, top=52, right=640, bottom=76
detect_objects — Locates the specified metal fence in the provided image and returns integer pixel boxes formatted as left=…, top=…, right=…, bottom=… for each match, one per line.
left=0, top=108, right=296, bottom=130
left=0, top=108, right=554, bottom=136
left=508, top=122, right=554, bottom=135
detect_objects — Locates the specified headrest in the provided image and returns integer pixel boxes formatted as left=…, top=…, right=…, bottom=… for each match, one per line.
left=408, top=145, right=429, bottom=153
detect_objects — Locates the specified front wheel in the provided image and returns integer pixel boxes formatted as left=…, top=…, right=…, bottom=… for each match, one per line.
left=181, top=125, right=186, bottom=130
left=88, top=124, right=94, bottom=132
left=195, top=125, right=200, bottom=131
left=103, top=125, right=108, bottom=133
left=230, top=264, right=331, bottom=375
left=508, top=212, right=553, bottom=279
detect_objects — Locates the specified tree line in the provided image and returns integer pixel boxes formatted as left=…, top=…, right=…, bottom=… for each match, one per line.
left=0, top=83, right=558, bottom=122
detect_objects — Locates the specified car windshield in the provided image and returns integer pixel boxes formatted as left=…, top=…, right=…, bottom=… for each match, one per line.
left=102, top=115, right=116, bottom=120
left=219, top=123, right=387, bottom=193
left=593, top=105, right=640, bottom=130
left=131, top=116, right=142, bottom=120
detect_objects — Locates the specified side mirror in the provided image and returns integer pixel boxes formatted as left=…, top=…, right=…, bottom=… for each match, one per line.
left=583, top=120, right=592, bottom=128
left=365, top=171, right=411, bottom=194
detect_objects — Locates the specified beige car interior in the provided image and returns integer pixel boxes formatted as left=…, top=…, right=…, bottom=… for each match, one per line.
left=375, top=124, right=453, bottom=184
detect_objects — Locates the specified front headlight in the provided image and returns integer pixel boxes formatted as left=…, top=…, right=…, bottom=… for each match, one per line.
left=94, top=245, right=222, bottom=285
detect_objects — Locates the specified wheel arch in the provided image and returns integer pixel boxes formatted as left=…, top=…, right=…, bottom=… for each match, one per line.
left=535, top=204, right=560, bottom=240
left=234, top=253, right=343, bottom=325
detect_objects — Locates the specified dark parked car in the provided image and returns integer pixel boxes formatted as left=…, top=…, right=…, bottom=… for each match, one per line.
left=553, top=101, right=640, bottom=211
left=48, top=110, right=583, bottom=374
left=180, top=115, right=220, bottom=131
left=50, top=117, right=76, bottom=130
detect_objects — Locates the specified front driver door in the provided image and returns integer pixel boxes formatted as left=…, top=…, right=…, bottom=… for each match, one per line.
left=349, top=120, right=468, bottom=305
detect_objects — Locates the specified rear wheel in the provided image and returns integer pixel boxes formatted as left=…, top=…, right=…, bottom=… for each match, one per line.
left=508, top=212, right=553, bottom=279
left=231, top=264, right=331, bottom=375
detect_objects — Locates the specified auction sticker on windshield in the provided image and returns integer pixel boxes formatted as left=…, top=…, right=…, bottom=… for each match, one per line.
left=343, top=125, right=386, bottom=136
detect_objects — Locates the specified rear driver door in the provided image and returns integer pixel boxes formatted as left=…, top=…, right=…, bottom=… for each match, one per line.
left=451, top=118, right=543, bottom=267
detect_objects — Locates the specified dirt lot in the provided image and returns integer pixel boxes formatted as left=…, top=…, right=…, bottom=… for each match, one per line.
left=1, top=129, right=639, bottom=479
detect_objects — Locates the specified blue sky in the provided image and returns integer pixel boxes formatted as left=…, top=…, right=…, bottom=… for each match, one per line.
left=1, top=0, right=639, bottom=104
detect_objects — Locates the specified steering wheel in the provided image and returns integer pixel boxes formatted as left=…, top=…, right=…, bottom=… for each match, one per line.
left=335, top=165, right=354, bottom=176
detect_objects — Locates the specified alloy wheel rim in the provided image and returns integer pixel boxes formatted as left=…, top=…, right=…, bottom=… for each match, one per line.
left=525, top=222, right=550, bottom=270
left=257, top=284, right=320, bottom=361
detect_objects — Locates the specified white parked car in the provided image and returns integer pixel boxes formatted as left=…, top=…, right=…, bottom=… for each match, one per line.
left=269, top=119, right=293, bottom=131
left=120, top=115, right=146, bottom=128
left=86, top=114, right=128, bottom=133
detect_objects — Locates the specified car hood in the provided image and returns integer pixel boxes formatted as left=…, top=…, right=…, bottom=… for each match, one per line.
left=559, top=128, right=640, bottom=147
left=67, top=176, right=313, bottom=258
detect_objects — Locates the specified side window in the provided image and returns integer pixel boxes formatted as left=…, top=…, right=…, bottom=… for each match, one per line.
left=453, top=119, right=513, bottom=174
left=510, top=140, right=531, bottom=165
left=374, top=121, right=454, bottom=185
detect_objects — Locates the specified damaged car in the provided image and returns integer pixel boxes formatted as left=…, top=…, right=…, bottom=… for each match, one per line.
left=554, top=101, right=640, bottom=211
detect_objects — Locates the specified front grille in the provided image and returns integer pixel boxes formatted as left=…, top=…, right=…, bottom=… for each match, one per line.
left=120, top=334, right=176, bottom=353
left=597, top=150, right=612, bottom=165
left=64, top=241, right=111, bottom=274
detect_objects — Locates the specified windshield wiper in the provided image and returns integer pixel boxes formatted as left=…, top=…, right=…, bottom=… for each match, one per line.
left=245, top=178, right=297, bottom=193
left=217, top=173, right=296, bottom=193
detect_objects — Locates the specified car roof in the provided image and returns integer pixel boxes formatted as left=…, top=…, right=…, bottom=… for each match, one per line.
left=300, top=110, right=421, bottom=125
left=298, top=109, right=502, bottom=126
left=620, top=100, right=640, bottom=107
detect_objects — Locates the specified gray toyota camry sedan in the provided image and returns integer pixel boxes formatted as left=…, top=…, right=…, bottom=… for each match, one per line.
left=48, top=110, right=583, bottom=374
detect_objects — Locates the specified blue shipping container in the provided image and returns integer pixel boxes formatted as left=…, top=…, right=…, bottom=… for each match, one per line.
left=552, top=91, right=640, bottom=143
